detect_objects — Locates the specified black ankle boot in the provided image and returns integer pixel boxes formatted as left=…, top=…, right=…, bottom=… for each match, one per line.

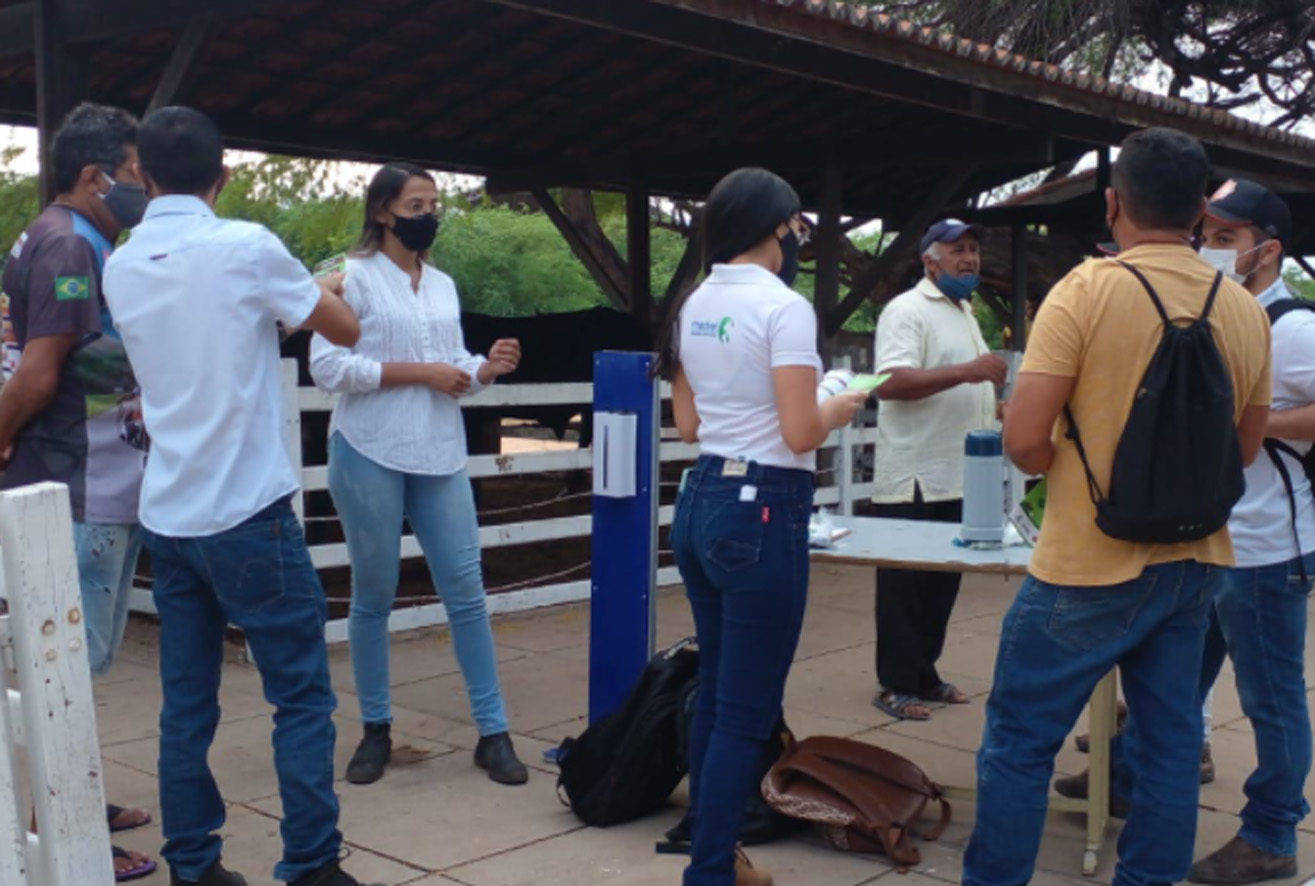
left=474, top=732, right=529, bottom=785
left=346, top=722, right=391, bottom=785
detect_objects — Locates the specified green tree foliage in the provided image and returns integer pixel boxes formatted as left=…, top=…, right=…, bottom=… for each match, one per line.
left=0, top=145, right=39, bottom=262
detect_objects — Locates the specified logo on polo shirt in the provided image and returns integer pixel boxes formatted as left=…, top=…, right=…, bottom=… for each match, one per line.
left=55, top=276, right=91, bottom=301
left=690, top=316, right=735, bottom=343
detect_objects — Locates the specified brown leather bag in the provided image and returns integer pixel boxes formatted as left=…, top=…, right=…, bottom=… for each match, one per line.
left=761, top=735, right=951, bottom=872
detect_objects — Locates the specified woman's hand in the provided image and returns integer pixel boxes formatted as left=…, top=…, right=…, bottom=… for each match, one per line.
left=478, top=338, right=522, bottom=384
left=819, top=389, right=868, bottom=430
left=428, top=363, right=473, bottom=396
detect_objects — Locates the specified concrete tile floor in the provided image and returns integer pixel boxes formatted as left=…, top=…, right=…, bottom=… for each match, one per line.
left=89, top=564, right=1314, bottom=885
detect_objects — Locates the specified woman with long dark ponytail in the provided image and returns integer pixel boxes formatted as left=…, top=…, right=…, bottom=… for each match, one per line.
left=662, top=168, right=867, bottom=886
left=309, top=164, right=528, bottom=787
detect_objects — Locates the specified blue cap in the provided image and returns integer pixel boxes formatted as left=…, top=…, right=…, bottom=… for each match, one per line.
left=964, top=430, right=1002, bottom=456
left=921, top=218, right=983, bottom=255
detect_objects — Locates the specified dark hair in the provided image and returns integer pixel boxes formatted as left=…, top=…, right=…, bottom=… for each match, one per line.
left=51, top=103, right=139, bottom=195
left=355, top=163, right=437, bottom=255
left=651, top=168, right=800, bottom=380
left=137, top=106, right=225, bottom=195
left=1112, top=128, right=1210, bottom=231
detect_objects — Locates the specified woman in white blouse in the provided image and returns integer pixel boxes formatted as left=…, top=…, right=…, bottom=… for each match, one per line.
left=310, top=164, right=527, bottom=787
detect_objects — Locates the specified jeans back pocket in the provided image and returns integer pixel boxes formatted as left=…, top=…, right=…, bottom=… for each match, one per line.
left=701, top=499, right=765, bottom=572
left=1045, top=573, right=1158, bottom=653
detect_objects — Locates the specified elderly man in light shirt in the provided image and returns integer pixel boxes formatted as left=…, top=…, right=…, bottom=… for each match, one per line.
left=870, top=219, right=1006, bottom=722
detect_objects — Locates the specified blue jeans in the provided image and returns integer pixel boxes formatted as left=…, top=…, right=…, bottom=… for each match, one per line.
left=964, top=560, right=1215, bottom=886
left=328, top=433, right=508, bottom=734
left=671, top=456, right=813, bottom=886
left=145, top=497, right=341, bottom=884
left=1196, top=553, right=1312, bottom=855
left=74, top=522, right=142, bottom=676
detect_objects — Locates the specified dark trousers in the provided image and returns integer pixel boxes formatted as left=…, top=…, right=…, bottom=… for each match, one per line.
left=671, top=455, right=813, bottom=886
left=873, top=487, right=963, bottom=696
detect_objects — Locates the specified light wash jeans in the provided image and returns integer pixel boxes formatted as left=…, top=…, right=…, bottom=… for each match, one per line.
left=328, top=433, right=509, bottom=735
left=74, top=522, right=142, bottom=676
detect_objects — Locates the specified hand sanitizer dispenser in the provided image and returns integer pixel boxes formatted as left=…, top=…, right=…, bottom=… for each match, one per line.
left=593, top=411, right=638, bottom=498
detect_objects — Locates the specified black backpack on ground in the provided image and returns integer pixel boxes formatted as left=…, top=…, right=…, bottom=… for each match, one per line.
left=1066, top=262, right=1243, bottom=543
left=556, top=639, right=700, bottom=827
left=1260, top=298, right=1315, bottom=576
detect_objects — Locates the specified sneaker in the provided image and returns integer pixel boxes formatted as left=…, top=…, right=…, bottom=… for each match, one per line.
left=170, top=860, right=247, bottom=886
left=346, top=723, right=391, bottom=785
left=1188, top=835, right=1297, bottom=884
left=474, top=732, right=529, bottom=785
left=1201, top=740, right=1216, bottom=785
left=1053, top=770, right=1130, bottom=819
left=288, top=860, right=383, bottom=886
left=734, top=847, right=773, bottom=886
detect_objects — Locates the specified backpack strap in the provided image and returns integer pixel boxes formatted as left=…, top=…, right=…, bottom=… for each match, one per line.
left=1115, top=261, right=1224, bottom=325
left=1064, top=405, right=1106, bottom=506
left=1265, top=298, right=1315, bottom=326
left=1264, top=438, right=1308, bottom=582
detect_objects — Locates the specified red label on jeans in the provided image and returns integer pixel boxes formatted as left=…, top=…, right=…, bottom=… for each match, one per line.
left=762, top=506, right=770, bottom=524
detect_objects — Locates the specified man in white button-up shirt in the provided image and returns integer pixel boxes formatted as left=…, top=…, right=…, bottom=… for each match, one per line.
left=870, top=220, right=1005, bottom=722
left=103, top=106, right=378, bottom=886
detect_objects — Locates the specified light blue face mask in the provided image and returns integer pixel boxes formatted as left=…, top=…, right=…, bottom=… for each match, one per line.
left=937, top=272, right=979, bottom=301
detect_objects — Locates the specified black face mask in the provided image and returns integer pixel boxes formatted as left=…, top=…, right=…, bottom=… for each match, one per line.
left=99, top=172, right=149, bottom=229
left=391, top=212, right=439, bottom=253
left=777, top=229, right=800, bottom=287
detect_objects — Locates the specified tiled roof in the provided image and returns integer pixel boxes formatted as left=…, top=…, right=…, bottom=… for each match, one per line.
left=765, top=0, right=1315, bottom=152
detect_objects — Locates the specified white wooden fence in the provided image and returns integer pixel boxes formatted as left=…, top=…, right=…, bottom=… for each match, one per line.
left=130, top=358, right=879, bottom=640
left=278, top=359, right=878, bottom=642
left=0, top=483, right=114, bottom=886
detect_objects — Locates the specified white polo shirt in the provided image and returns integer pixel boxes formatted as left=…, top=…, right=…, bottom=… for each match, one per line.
left=1229, top=279, right=1315, bottom=568
left=872, top=277, right=997, bottom=503
left=102, top=196, right=321, bottom=536
left=678, top=263, right=822, bottom=472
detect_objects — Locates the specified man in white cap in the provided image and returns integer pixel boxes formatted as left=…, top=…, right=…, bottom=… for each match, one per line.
left=870, top=219, right=1006, bottom=721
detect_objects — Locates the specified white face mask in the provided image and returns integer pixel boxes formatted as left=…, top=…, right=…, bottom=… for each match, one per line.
left=1199, top=244, right=1264, bottom=285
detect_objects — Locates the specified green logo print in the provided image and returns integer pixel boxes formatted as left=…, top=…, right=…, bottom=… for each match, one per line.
left=717, top=316, right=734, bottom=343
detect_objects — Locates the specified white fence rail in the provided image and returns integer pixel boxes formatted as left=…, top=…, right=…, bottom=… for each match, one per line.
left=279, top=359, right=879, bottom=641
left=135, top=358, right=879, bottom=640
left=0, top=483, right=114, bottom=886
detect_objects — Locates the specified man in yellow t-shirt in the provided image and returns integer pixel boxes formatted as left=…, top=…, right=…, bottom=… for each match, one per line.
left=963, top=128, right=1272, bottom=886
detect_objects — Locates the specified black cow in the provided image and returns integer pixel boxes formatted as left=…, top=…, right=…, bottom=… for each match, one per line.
left=461, top=306, right=652, bottom=452
left=279, top=306, right=653, bottom=464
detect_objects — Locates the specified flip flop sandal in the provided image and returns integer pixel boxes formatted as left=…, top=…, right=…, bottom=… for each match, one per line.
left=107, top=803, right=152, bottom=833
left=873, top=691, right=931, bottom=721
left=921, top=682, right=970, bottom=704
left=113, top=846, right=157, bottom=882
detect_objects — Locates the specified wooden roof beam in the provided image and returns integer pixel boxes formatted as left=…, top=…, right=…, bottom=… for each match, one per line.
left=146, top=12, right=218, bottom=113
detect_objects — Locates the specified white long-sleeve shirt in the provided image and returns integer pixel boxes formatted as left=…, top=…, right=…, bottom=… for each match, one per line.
left=310, top=251, right=488, bottom=476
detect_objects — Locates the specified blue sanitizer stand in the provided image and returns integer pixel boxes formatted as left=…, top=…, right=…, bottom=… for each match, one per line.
left=544, top=351, right=661, bottom=766
left=588, top=351, right=661, bottom=722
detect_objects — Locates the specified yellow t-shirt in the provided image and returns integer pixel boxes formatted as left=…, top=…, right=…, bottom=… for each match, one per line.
left=1023, top=243, right=1272, bottom=586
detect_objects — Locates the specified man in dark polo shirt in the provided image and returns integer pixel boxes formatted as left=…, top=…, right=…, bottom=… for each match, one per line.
left=0, top=102, right=155, bottom=881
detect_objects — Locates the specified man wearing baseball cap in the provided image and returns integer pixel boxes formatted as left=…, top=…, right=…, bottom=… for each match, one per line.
left=1186, top=180, right=1314, bottom=884
left=869, top=218, right=1006, bottom=721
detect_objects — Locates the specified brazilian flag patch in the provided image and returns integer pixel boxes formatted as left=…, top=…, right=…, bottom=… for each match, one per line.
left=55, top=276, right=90, bottom=301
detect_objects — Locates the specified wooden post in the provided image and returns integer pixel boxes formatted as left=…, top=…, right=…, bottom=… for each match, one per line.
left=35, top=0, right=89, bottom=205
left=146, top=13, right=219, bottom=114
left=814, top=155, right=843, bottom=364
left=1096, top=146, right=1112, bottom=194
left=0, top=483, right=114, bottom=886
left=1010, top=224, right=1028, bottom=352
left=627, top=178, right=652, bottom=325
